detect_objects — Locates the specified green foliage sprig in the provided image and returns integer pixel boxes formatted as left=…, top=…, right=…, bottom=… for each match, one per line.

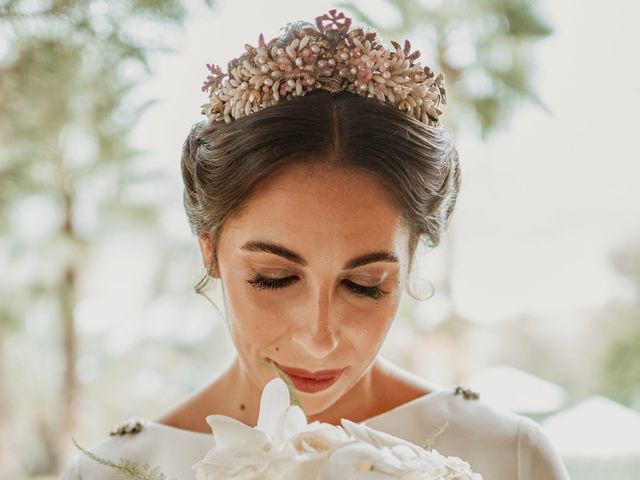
left=72, top=438, right=168, bottom=480
left=422, top=420, right=449, bottom=450
left=260, top=357, right=305, bottom=414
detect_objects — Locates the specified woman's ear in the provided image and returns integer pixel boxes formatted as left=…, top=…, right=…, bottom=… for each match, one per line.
left=197, top=232, right=218, bottom=278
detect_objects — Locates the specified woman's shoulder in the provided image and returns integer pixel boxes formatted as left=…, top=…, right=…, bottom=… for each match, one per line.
left=391, top=382, right=548, bottom=449
left=443, top=385, right=570, bottom=479
left=365, top=383, right=570, bottom=479
left=58, top=417, right=213, bottom=480
left=365, top=381, right=516, bottom=441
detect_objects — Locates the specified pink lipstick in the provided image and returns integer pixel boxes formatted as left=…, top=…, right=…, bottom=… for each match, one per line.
left=272, top=361, right=345, bottom=394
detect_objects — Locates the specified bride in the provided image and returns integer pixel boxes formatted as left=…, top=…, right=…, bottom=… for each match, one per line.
left=59, top=9, right=570, bottom=480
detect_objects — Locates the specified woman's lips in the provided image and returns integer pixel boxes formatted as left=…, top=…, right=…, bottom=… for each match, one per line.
left=272, top=361, right=345, bottom=394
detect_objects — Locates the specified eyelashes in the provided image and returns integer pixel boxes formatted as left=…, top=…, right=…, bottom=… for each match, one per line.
left=246, top=274, right=388, bottom=301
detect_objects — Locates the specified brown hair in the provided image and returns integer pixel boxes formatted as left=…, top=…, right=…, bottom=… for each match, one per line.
left=181, top=88, right=460, bottom=299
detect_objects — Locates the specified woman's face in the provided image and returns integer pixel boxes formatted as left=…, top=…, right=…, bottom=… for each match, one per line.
left=198, top=162, right=411, bottom=415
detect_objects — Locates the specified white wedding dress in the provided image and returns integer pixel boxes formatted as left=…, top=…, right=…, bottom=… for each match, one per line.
left=58, top=382, right=571, bottom=479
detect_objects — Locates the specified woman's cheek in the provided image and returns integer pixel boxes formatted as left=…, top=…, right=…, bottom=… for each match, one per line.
left=342, top=309, right=393, bottom=349
left=232, top=293, right=292, bottom=343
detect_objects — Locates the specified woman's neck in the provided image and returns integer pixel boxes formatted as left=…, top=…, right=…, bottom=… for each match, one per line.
left=155, top=355, right=432, bottom=434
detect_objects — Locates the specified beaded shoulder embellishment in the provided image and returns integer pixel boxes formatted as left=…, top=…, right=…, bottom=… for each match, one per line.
left=109, top=417, right=146, bottom=436
left=453, top=386, right=480, bottom=400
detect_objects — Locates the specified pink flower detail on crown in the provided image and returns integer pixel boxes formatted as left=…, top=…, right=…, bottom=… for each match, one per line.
left=200, top=9, right=447, bottom=126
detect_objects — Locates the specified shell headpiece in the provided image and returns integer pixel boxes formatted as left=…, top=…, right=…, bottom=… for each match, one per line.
left=200, top=9, right=447, bottom=127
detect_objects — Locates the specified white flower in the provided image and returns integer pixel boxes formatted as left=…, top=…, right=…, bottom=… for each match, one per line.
left=192, top=377, right=341, bottom=480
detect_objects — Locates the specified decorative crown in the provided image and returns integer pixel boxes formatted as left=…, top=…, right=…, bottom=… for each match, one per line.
left=200, top=9, right=447, bottom=127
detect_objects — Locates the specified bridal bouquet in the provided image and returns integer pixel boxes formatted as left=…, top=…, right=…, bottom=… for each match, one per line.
left=74, top=375, right=482, bottom=480
left=192, top=377, right=481, bottom=480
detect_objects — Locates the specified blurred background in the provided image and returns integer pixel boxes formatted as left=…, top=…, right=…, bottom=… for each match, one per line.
left=1, top=0, right=639, bottom=478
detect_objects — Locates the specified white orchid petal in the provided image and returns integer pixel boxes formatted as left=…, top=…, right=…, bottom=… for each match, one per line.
left=318, top=442, right=382, bottom=479
left=341, top=419, right=423, bottom=454
left=268, top=454, right=327, bottom=480
left=256, top=377, right=291, bottom=435
left=206, top=414, right=266, bottom=449
left=331, top=441, right=385, bottom=462
left=278, top=405, right=308, bottom=439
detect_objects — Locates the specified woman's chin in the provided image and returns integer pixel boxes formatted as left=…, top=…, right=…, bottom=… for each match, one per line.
left=294, top=378, right=350, bottom=416
left=296, top=393, right=338, bottom=417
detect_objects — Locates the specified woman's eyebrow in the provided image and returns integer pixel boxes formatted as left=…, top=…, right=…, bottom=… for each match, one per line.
left=240, top=240, right=399, bottom=269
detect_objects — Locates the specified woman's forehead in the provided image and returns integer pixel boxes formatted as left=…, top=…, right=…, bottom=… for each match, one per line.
left=237, top=171, right=403, bottom=229
left=215, top=166, right=408, bottom=260
left=248, top=164, right=401, bottom=215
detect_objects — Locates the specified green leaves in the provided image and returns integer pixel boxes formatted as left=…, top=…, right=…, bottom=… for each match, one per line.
left=72, top=438, right=167, bottom=480
left=422, top=420, right=449, bottom=451
left=261, top=357, right=305, bottom=415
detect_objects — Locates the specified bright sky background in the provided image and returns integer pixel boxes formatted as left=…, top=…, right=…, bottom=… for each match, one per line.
left=121, top=0, right=640, bottom=330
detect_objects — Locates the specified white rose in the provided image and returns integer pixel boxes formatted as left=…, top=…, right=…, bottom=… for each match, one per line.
left=290, top=421, right=352, bottom=454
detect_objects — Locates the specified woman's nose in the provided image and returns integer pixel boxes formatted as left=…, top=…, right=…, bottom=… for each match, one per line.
left=290, top=290, right=339, bottom=359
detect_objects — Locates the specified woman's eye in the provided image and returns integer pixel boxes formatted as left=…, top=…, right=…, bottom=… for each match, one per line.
left=245, top=274, right=388, bottom=300
left=344, top=280, right=387, bottom=300
left=246, top=274, right=297, bottom=290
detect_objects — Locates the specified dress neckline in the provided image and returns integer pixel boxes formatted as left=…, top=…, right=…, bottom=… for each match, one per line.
left=362, top=384, right=448, bottom=424
left=146, top=384, right=450, bottom=438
